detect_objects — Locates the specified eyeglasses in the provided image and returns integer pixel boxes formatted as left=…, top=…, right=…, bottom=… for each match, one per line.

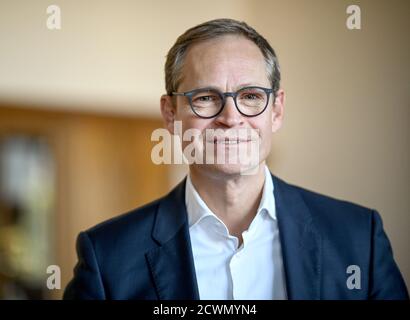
left=170, top=86, right=274, bottom=119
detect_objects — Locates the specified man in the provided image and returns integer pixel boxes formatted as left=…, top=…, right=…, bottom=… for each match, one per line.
left=64, top=18, right=408, bottom=300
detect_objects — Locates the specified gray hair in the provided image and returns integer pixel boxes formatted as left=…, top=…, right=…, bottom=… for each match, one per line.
left=164, top=18, right=281, bottom=95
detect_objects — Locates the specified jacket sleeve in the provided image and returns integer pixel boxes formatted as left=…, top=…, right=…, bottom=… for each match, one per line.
left=63, top=232, right=106, bottom=300
left=369, top=210, right=409, bottom=299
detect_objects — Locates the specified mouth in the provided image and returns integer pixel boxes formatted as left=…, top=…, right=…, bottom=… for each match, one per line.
left=208, top=137, right=253, bottom=145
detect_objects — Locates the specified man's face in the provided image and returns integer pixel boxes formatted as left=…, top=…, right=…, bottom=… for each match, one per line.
left=161, top=34, right=284, bottom=178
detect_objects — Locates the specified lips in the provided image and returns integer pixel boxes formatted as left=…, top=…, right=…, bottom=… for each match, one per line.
left=209, top=137, right=253, bottom=144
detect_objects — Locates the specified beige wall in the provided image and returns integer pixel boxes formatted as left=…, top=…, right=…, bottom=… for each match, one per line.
left=0, top=0, right=408, bottom=291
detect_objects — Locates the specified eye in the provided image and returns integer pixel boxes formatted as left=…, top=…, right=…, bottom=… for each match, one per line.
left=239, top=90, right=264, bottom=100
left=192, top=91, right=220, bottom=105
left=243, top=93, right=259, bottom=100
left=196, top=95, right=216, bottom=102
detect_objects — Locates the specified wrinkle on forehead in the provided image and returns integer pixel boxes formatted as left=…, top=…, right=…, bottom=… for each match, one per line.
left=179, top=35, right=270, bottom=92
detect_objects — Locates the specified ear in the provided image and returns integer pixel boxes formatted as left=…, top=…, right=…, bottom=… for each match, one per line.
left=271, top=89, right=285, bottom=133
left=160, top=94, right=176, bottom=134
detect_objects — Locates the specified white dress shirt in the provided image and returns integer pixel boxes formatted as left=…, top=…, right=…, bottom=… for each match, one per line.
left=185, top=166, right=287, bottom=300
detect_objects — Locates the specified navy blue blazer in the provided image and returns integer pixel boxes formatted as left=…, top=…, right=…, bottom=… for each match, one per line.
left=63, top=174, right=408, bottom=300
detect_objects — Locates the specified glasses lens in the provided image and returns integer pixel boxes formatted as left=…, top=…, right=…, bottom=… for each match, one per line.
left=237, top=87, right=268, bottom=116
left=191, top=89, right=223, bottom=118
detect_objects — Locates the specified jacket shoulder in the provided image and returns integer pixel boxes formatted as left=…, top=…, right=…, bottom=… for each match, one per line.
left=274, top=176, right=376, bottom=236
left=295, top=184, right=374, bottom=218
left=83, top=197, right=162, bottom=254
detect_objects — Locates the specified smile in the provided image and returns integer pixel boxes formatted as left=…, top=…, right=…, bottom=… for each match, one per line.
left=209, top=138, right=253, bottom=145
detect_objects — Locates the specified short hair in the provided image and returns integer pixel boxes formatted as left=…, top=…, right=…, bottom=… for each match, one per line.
left=164, top=18, right=281, bottom=95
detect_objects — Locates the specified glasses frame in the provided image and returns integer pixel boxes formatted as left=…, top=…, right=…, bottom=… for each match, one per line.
left=170, top=86, right=275, bottom=119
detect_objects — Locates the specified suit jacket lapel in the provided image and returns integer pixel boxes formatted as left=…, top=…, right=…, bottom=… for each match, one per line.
left=272, top=174, right=322, bottom=300
left=145, top=178, right=200, bottom=300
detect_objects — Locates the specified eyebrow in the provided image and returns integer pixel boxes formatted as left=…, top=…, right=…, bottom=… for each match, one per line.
left=186, top=83, right=269, bottom=92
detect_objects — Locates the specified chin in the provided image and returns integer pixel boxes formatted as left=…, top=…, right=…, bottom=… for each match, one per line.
left=195, top=162, right=263, bottom=178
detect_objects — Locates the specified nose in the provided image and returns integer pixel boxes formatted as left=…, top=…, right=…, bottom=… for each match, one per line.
left=214, top=96, right=244, bottom=127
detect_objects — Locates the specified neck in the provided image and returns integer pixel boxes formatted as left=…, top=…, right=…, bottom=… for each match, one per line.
left=189, top=164, right=266, bottom=242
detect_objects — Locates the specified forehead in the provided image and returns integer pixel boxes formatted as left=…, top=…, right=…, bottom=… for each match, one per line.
left=180, top=35, right=269, bottom=90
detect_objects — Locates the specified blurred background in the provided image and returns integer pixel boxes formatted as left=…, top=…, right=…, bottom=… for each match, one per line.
left=0, top=0, right=408, bottom=299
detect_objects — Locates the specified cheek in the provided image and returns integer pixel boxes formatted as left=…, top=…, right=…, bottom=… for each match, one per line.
left=175, top=108, right=203, bottom=132
left=249, top=117, right=273, bottom=155
left=249, top=115, right=273, bottom=139
left=178, top=118, right=212, bottom=147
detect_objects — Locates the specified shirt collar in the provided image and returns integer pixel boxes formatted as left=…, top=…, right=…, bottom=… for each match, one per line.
left=185, top=172, right=214, bottom=228
left=185, top=165, right=276, bottom=228
left=257, top=165, right=277, bottom=220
